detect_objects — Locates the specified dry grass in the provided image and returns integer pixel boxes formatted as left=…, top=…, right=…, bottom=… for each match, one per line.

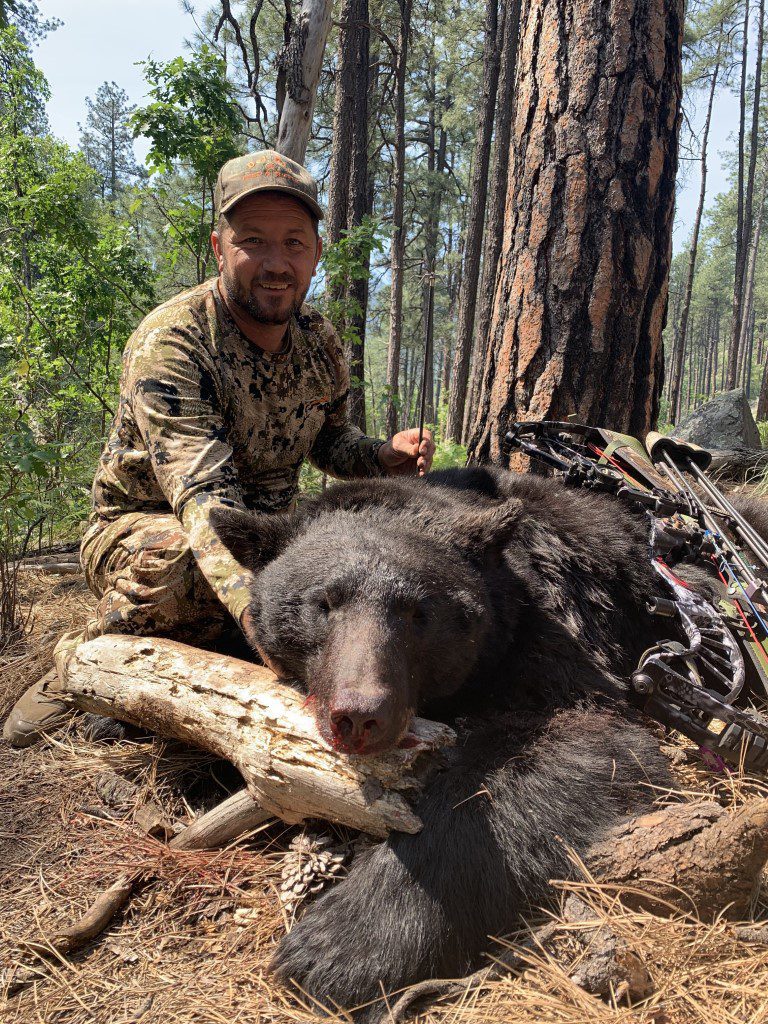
left=3, top=572, right=768, bottom=1023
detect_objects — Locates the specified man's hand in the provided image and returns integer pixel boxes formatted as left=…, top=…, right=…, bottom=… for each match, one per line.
left=378, top=428, right=435, bottom=477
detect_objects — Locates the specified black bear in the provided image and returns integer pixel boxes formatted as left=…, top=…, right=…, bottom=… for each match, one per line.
left=210, top=467, right=673, bottom=1015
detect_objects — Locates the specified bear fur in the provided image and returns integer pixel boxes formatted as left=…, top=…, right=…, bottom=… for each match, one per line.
left=211, top=467, right=674, bottom=1016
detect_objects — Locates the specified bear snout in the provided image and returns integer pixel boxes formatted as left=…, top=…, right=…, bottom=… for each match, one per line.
left=326, top=687, right=406, bottom=755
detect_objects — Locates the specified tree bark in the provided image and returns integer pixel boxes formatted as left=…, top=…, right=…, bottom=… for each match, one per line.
left=737, top=170, right=766, bottom=396
left=740, top=0, right=764, bottom=301
left=757, top=335, right=768, bottom=421
left=464, top=0, right=522, bottom=444
left=325, top=0, right=372, bottom=430
left=727, top=0, right=752, bottom=387
left=57, top=636, right=455, bottom=839
left=275, top=0, right=334, bottom=163
left=668, top=51, right=720, bottom=425
left=665, top=279, right=683, bottom=403
left=746, top=308, right=756, bottom=397
left=586, top=798, right=768, bottom=920
left=444, top=0, right=502, bottom=441
left=468, top=0, right=683, bottom=464
left=385, top=0, right=412, bottom=436
left=419, top=55, right=450, bottom=427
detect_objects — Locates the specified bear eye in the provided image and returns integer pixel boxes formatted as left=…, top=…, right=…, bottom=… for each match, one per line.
left=317, top=593, right=335, bottom=616
left=412, top=597, right=430, bottom=622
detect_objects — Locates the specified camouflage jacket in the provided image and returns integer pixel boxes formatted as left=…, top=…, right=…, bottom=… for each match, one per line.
left=92, top=279, right=385, bottom=622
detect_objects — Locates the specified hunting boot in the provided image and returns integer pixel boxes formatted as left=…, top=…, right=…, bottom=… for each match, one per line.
left=3, top=668, right=73, bottom=747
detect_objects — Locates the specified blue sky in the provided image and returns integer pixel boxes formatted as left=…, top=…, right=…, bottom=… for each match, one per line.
left=36, top=0, right=193, bottom=162
left=35, top=0, right=737, bottom=256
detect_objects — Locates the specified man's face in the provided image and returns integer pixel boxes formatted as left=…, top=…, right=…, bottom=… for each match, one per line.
left=212, top=192, right=322, bottom=326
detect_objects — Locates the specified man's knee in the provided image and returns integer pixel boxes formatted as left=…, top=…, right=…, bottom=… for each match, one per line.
left=82, top=514, right=226, bottom=641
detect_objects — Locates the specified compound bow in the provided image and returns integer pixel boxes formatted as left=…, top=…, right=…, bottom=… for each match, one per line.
left=503, top=421, right=768, bottom=773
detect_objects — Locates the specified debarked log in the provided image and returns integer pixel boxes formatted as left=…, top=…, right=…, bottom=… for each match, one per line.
left=56, top=636, right=456, bottom=838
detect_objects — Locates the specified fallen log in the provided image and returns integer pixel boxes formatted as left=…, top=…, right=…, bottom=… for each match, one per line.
left=17, top=561, right=81, bottom=575
left=584, top=798, right=768, bottom=920
left=56, top=636, right=455, bottom=838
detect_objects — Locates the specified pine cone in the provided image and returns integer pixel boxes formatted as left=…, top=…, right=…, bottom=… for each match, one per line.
left=278, top=828, right=350, bottom=918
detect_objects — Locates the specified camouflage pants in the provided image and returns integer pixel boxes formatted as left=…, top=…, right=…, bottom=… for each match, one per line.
left=54, top=513, right=235, bottom=662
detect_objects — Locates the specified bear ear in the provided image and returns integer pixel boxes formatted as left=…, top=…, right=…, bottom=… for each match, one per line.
left=209, top=506, right=297, bottom=571
left=452, top=498, right=522, bottom=563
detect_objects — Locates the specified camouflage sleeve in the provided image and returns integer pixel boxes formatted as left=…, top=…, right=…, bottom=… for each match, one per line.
left=126, top=323, right=255, bottom=623
left=308, top=321, right=386, bottom=479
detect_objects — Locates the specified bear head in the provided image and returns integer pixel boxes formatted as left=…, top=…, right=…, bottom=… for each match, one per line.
left=210, top=483, right=522, bottom=755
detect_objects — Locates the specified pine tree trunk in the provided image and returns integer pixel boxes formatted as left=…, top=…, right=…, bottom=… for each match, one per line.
left=721, top=312, right=727, bottom=390
left=420, top=57, right=449, bottom=427
left=467, top=0, right=683, bottom=463
left=741, top=0, right=764, bottom=288
left=692, top=311, right=696, bottom=415
left=444, top=0, right=502, bottom=441
left=746, top=309, right=756, bottom=398
left=385, top=0, right=412, bottom=437
left=727, top=0, right=752, bottom=387
left=668, top=53, right=720, bottom=425
left=737, top=168, right=766, bottom=397
left=326, top=0, right=372, bottom=430
left=665, top=283, right=683, bottom=403
left=406, top=354, right=420, bottom=427
left=463, top=0, right=522, bottom=444
left=757, top=336, right=768, bottom=421
left=708, top=299, right=720, bottom=395
left=440, top=218, right=459, bottom=401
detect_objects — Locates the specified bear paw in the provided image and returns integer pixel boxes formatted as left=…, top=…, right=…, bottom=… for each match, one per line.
left=271, top=844, right=434, bottom=1021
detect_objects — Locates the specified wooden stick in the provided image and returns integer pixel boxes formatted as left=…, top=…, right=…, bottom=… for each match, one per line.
left=170, top=789, right=272, bottom=850
left=21, top=875, right=137, bottom=960
left=18, top=562, right=81, bottom=574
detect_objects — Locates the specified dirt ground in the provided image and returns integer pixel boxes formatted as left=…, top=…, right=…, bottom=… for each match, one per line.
left=3, top=570, right=768, bottom=1024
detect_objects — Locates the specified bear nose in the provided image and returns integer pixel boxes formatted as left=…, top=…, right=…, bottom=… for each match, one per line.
left=329, top=690, right=389, bottom=753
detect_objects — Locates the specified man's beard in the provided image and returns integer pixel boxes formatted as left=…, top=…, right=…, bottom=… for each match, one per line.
left=221, top=267, right=307, bottom=326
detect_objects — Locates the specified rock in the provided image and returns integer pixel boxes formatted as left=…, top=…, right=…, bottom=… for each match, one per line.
left=673, top=389, right=761, bottom=451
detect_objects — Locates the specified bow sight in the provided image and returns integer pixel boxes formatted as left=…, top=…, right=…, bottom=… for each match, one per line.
left=503, top=421, right=768, bottom=773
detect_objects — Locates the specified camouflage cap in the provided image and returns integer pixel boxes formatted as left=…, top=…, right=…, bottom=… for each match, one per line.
left=214, top=150, right=324, bottom=221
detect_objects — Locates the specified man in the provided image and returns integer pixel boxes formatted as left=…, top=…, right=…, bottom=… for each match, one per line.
left=5, top=150, right=434, bottom=747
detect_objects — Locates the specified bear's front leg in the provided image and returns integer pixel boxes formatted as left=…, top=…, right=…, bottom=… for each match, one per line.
left=272, top=709, right=670, bottom=1018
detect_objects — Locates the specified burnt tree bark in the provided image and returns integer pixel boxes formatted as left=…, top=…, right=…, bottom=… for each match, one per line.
left=444, top=0, right=502, bottom=441
left=468, top=0, right=683, bottom=464
left=464, top=0, right=522, bottom=443
left=325, top=0, right=372, bottom=429
left=385, top=0, right=412, bottom=436
left=668, top=47, right=720, bottom=425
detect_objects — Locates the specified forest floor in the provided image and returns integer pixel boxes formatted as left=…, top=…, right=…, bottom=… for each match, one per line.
left=3, top=570, right=768, bottom=1023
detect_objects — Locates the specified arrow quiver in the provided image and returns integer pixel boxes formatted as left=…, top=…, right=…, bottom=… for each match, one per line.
left=503, top=421, right=768, bottom=774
